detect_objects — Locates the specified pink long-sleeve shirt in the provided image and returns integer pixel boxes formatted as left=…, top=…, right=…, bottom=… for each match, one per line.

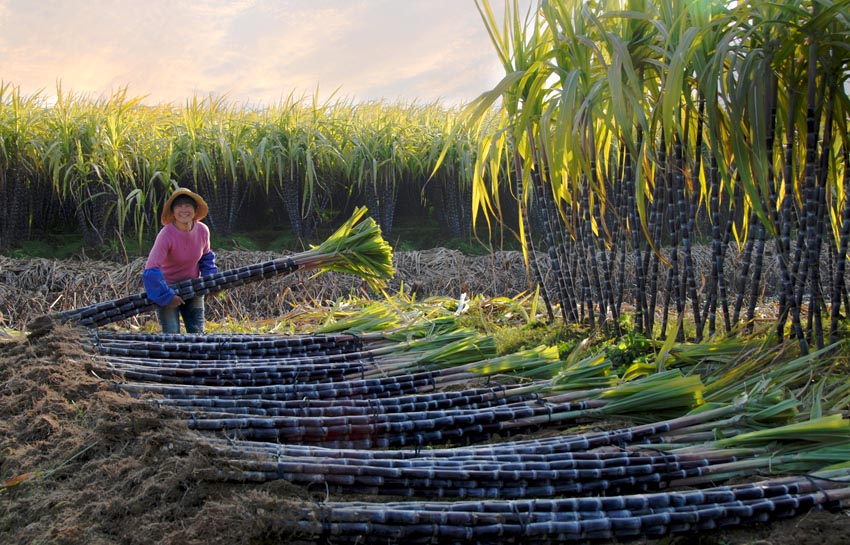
left=145, top=222, right=212, bottom=284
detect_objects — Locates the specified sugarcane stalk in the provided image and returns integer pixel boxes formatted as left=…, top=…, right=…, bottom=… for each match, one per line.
left=167, top=390, right=542, bottom=418
left=830, top=150, right=850, bottom=342
left=661, top=139, right=680, bottom=338
left=702, top=152, right=722, bottom=336
left=515, top=168, right=555, bottom=321
left=810, top=83, right=835, bottom=350
left=733, top=208, right=758, bottom=325
left=578, top=179, right=596, bottom=328
left=118, top=370, right=452, bottom=402
left=285, top=473, right=850, bottom=544
left=675, top=134, right=701, bottom=340
left=625, top=144, right=649, bottom=333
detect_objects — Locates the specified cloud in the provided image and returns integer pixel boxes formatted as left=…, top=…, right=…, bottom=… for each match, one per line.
left=0, top=0, right=532, bottom=106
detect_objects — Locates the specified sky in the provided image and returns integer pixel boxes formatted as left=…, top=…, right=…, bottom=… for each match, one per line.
left=0, top=0, right=535, bottom=108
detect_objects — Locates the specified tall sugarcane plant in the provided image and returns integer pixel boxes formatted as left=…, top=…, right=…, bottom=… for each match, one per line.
left=0, top=84, right=49, bottom=247
left=464, top=0, right=850, bottom=351
left=0, top=85, right=486, bottom=252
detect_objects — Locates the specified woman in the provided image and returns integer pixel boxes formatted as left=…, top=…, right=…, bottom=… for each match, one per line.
left=143, top=188, right=218, bottom=334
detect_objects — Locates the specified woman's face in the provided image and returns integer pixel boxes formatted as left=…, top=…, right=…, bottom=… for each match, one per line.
left=172, top=201, right=196, bottom=224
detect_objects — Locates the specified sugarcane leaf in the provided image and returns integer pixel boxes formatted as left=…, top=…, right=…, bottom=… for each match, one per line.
left=598, top=371, right=705, bottom=414
left=716, top=414, right=850, bottom=448
left=465, top=345, right=560, bottom=377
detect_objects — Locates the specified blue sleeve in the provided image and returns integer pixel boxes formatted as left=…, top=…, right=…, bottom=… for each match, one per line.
left=143, top=267, right=176, bottom=306
left=199, top=250, right=218, bottom=276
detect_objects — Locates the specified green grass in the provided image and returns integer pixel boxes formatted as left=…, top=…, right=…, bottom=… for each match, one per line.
left=492, top=319, right=586, bottom=357
left=7, top=234, right=86, bottom=260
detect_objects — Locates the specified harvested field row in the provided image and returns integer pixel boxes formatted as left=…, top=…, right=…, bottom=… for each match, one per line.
left=2, top=325, right=848, bottom=544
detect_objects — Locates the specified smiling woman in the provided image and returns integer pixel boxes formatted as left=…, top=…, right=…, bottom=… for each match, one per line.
left=142, top=188, right=218, bottom=334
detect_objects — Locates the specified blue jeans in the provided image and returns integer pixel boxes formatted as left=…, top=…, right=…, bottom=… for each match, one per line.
left=156, top=296, right=205, bottom=334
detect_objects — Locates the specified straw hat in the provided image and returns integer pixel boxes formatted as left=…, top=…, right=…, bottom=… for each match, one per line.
left=160, top=188, right=209, bottom=226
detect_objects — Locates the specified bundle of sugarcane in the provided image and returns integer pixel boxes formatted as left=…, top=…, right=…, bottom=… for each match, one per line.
left=94, top=341, right=532, bottom=390
left=198, top=399, right=742, bottom=460
left=286, top=471, right=850, bottom=544
left=101, top=331, right=504, bottom=406
left=93, top=327, right=513, bottom=407
left=118, top=378, right=549, bottom=449
left=30, top=207, right=394, bottom=330
left=155, top=382, right=540, bottom=413
left=92, top=328, right=538, bottom=421
left=95, top=345, right=386, bottom=386
left=91, top=331, right=379, bottom=359
left=208, top=442, right=752, bottom=499
left=91, top=326, right=500, bottom=385
left=99, top=357, right=373, bottom=387
left=172, top=371, right=701, bottom=447
left=116, top=368, right=455, bottom=401
left=109, top=353, right=704, bottom=448
left=185, top=396, right=608, bottom=446
left=200, top=411, right=850, bottom=499
left=194, top=402, right=738, bottom=493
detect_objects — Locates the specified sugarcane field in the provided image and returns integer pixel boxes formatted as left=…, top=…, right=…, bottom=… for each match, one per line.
left=3, top=1, right=850, bottom=544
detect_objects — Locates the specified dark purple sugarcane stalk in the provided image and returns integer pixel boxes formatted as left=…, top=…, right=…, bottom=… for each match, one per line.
left=288, top=482, right=850, bottom=544
left=585, top=124, right=609, bottom=331
left=745, top=221, right=767, bottom=333
left=661, top=137, right=679, bottom=338
left=776, top=83, right=804, bottom=343
left=92, top=332, right=369, bottom=358
left=733, top=208, right=757, bottom=326
left=598, top=216, right=620, bottom=333
left=163, top=390, right=541, bottom=418
left=790, top=40, right=822, bottom=354
left=612, top=144, right=627, bottom=319
left=208, top=448, right=748, bottom=499
left=117, top=370, right=449, bottom=401
left=746, top=76, right=781, bottom=337
left=625, top=145, right=649, bottom=333
left=97, top=346, right=385, bottom=369
left=675, top=134, right=701, bottom=340
left=186, top=399, right=610, bottom=446
left=702, top=152, right=722, bottom=336
left=809, top=86, right=835, bottom=349
left=100, top=363, right=368, bottom=387
left=198, top=401, right=742, bottom=459
left=45, top=256, right=299, bottom=328
left=156, top=383, right=537, bottom=413
left=830, top=151, right=850, bottom=342
left=515, top=165, right=555, bottom=321
left=579, top=178, right=597, bottom=328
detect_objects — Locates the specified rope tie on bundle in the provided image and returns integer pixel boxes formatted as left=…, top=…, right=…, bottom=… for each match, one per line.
left=511, top=501, right=530, bottom=534
left=368, top=398, right=379, bottom=420
left=545, top=403, right=554, bottom=424
left=804, top=475, right=836, bottom=504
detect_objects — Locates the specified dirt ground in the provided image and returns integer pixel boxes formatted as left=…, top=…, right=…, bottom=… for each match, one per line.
left=1, top=325, right=849, bottom=545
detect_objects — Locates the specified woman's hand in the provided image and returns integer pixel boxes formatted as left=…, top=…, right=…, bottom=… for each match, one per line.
left=167, top=295, right=185, bottom=308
